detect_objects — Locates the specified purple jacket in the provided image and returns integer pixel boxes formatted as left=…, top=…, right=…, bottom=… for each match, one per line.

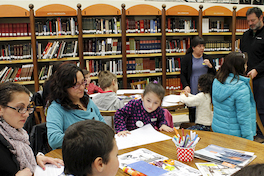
left=114, top=99, right=167, bottom=132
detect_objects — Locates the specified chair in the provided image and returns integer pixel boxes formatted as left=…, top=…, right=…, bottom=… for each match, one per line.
left=130, top=80, right=147, bottom=89
left=32, top=101, right=46, bottom=124
left=249, top=76, right=264, bottom=136
left=100, top=110, right=116, bottom=128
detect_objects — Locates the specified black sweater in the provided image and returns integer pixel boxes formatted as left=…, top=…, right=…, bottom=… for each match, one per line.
left=180, top=53, right=216, bottom=89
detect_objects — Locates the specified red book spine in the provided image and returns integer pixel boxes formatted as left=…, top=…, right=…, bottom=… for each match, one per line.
left=28, top=23, right=31, bottom=36
left=20, top=23, right=24, bottom=36
left=23, top=23, right=28, bottom=36
left=8, top=23, right=13, bottom=37
left=17, top=23, right=21, bottom=37
left=4, top=23, right=9, bottom=37
left=140, top=20, right=144, bottom=33
left=13, top=23, right=17, bottom=37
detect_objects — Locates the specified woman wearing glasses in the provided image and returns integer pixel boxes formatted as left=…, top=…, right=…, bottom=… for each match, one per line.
left=46, top=63, right=105, bottom=150
left=0, top=82, right=63, bottom=176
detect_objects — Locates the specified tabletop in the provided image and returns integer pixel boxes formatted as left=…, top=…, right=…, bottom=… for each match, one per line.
left=46, top=129, right=264, bottom=175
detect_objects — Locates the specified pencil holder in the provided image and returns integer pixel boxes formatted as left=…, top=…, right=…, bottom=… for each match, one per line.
left=176, top=146, right=195, bottom=162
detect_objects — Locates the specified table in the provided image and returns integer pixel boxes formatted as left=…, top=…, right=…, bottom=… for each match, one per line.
left=46, top=130, right=264, bottom=176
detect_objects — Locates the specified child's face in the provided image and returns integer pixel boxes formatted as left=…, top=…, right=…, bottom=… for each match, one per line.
left=142, top=92, right=161, bottom=113
left=102, top=139, right=119, bottom=176
left=84, top=73, right=91, bottom=85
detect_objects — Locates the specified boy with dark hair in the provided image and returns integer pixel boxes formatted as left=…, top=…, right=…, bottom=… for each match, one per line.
left=62, top=120, right=119, bottom=176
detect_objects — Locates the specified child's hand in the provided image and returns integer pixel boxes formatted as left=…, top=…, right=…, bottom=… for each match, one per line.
left=117, top=130, right=131, bottom=137
left=181, top=90, right=188, bottom=97
left=159, top=124, right=174, bottom=132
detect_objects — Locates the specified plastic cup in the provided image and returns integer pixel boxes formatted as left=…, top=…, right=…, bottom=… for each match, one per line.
left=176, top=146, right=195, bottom=162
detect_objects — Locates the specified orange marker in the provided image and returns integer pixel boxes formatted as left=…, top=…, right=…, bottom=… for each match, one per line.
left=173, top=127, right=180, bottom=137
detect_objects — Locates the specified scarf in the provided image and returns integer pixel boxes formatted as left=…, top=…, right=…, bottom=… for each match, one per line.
left=0, top=119, right=37, bottom=173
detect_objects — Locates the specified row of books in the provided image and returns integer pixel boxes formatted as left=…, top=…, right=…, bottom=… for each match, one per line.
left=166, top=18, right=197, bottom=33
left=86, top=59, right=123, bottom=76
left=82, top=17, right=121, bottom=34
left=126, top=18, right=161, bottom=33
left=126, top=39, right=161, bottom=54
left=0, top=64, right=33, bottom=83
left=35, top=17, right=77, bottom=36
left=236, top=19, right=248, bottom=32
left=204, top=41, right=232, bottom=51
left=166, top=38, right=190, bottom=53
left=38, top=65, right=53, bottom=80
left=37, top=40, right=78, bottom=59
left=0, top=43, right=32, bottom=60
left=166, top=57, right=181, bottom=72
left=127, top=58, right=162, bottom=74
left=202, top=18, right=230, bottom=33
left=166, top=77, right=182, bottom=90
left=0, top=23, right=31, bottom=37
left=83, top=38, right=121, bottom=56
left=235, top=39, right=241, bottom=52
left=213, top=57, right=224, bottom=71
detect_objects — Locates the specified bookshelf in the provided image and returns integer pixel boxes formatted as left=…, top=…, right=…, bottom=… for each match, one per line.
left=1, top=3, right=261, bottom=92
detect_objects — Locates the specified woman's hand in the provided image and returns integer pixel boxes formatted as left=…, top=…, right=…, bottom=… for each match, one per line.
left=184, top=86, right=191, bottom=94
left=15, top=168, right=32, bottom=176
left=203, top=59, right=213, bottom=68
left=36, top=155, right=64, bottom=170
left=159, top=124, right=174, bottom=132
left=117, top=130, right=131, bottom=137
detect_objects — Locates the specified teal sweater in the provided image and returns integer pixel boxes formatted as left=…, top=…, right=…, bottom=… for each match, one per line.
left=46, top=99, right=105, bottom=149
left=212, top=74, right=256, bottom=140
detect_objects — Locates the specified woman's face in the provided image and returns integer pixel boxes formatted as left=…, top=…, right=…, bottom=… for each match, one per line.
left=192, top=44, right=205, bottom=57
left=67, top=71, right=85, bottom=102
left=0, top=92, right=30, bottom=129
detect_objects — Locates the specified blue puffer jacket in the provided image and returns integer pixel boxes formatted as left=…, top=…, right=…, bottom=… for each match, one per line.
left=212, top=74, right=256, bottom=140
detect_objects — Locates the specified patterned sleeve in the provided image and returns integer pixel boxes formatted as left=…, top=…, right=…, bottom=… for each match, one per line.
left=114, top=99, right=135, bottom=133
left=157, top=108, right=168, bottom=128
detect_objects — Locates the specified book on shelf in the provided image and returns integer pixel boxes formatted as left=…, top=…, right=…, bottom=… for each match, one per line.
left=0, top=64, right=33, bottom=83
left=204, top=40, right=232, bottom=52
left=83, top=38, right=121, bottom=56
left=214, top=57, right=224, bottom=70
left=166, top=17, right=197, bottom=33
left=82, top=17, right=120, bottom=34
left=38, top=64, right=53, bottom=80
left=166, top=38, right=190, bottom=53
left=126, top=18, right=161, bottom=34
left=236, top=19, right=248, bottom=32
left=194, top=144, right=256, bottom=168
left=35, top=17, right=77, bottom=36
left=86, top=59, right=123, bottom=76
left=0, top=43, right=32, bottom=60
left=126, top=39, right=161, bottom=54
left=166, top=57, right=181, bottom=72
left=126, top=58, right=161, bottom=74
left=0, top=23, right=31, bottom=38
left=166, top=77, right=181, bottom=90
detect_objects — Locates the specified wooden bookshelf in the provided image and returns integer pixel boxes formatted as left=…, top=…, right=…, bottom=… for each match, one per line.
left=0, top=3, right=252, bottom=92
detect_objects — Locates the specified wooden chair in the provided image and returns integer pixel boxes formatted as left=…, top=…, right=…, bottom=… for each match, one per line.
left=31, top=101, right=46, bottom=124
left=249, top=76, right=264, bottom=136
left=100, top=110, right=116, bottom=128
left=130, top=80, right=147, bottom=89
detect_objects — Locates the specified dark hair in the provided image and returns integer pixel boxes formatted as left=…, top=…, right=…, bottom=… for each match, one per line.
left=232, top=164, right=264, bottom=176
left=246, top=7, right=263, bottom=18
left=186, top=36, right=206, bottom=54
left=198, top=74, right=215, bottom=97
left=62, top=120, right=115, bottom=176
left=143, top=82, right=165, bottom=101
left=216, top=52, right=248, bottom=84
left=0, top=82, right=30, bottom=107
left=82, top=69, right=89, bottom=75
left=49, top=63, right=89, bottom=110
left=98, top=71, right=117, bottom=90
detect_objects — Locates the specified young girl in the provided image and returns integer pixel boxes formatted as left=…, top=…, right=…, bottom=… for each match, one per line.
left=114, top=82, right=174, bottom=136
left=180, top=73, right=215, bottom=131
left=212, top=52, right=256, bottom=140
left=82, top=69, right=104, bottom=95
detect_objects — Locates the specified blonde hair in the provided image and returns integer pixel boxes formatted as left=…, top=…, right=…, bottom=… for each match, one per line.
left=98, top=71, right=117, bottom=90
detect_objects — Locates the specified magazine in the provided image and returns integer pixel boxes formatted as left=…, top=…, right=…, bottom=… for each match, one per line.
left=195, top=162, right=241, bottom=176
left=118, top=148, right=201, bottom=176
left=194, top=144, right=256, bottom=168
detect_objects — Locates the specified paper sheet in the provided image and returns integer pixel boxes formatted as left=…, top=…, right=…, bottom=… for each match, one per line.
left=117, top=89, right=144, bottom=95
left=34, top=164, right=66, bottom=176
left=162, top=95, right=181, bottom=103
left=115, top=124, right=171, bottom=150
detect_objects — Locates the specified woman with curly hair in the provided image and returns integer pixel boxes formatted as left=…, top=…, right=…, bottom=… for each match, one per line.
left=46, top=63, right=105, bottom=149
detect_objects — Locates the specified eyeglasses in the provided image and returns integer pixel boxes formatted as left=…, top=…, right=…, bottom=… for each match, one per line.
left=72, top=80, right=87, bottom=89
left=7, top=105, right=35, bottom=114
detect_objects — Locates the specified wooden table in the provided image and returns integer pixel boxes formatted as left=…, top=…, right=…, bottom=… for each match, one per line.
left=46, top=130, right=264, bottom=175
